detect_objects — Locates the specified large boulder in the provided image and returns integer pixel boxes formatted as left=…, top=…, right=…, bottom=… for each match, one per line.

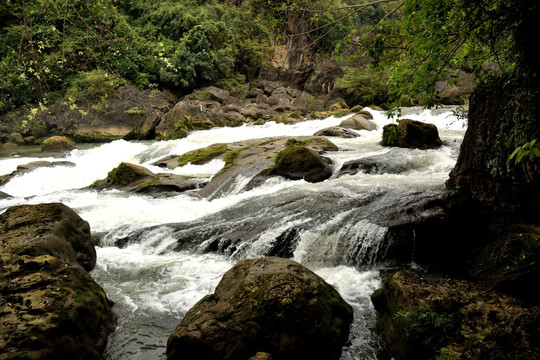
left=381, top=119, right=442, bottom=149
left=0, top=203, right=96, bottom=270
left=193, top=137, right=337, bottom=198
left=270, top=145, right=333, bottom=183
left=371, top=270, right=539, bottom=360
left=41, top=135, right=75, bottom=152
left=167, top=257, right=353, bottom=360
left=339, top=114, right=376, bottom=131
left=0, top=203, right=114, bottom=359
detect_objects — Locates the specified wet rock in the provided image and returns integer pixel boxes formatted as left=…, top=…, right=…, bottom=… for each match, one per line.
left=41, top=135, right=76, bottom=152
left=371, top=270, right=538, bottom=360
left=271, top=145, right=333, bottom=183
left=381, top=119, right=442, bottom=149
left=314, top=126, right=360, bottom=138
left=90, top=162, right=204, bottom=194
left=338, top=149, right=423, bottom=176
left=195, top=137, right=337, bottom=198
left=0, top=203, right=114, bottom=359
left=167, top=257, right=353, bottom=360
left=265, top=228, right=301, bottom=258
left=339, top=114, right=376, bottom=131
left=355, top=110, right=374, bottom=120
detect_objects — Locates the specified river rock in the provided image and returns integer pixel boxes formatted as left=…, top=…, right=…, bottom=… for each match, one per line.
left=371, top=270, right=539, bottom=360
left=41, top=135, right=76, bottom=152
left=271, top=145, right=333, bottom=182
left=314, top=126, right=360, bottom=138
left=195, top=137, right=337, bottom=198
left=10, top=132, right=24, bottom=144
left=339, top=114, right=376, bottom=131
left=0, top=203, right=114, bottom=359
left=91, top=162, right=204, bottom=194
left=381, top=119, right=442, bottom=149
left=167, top=257, right=353, bottom=360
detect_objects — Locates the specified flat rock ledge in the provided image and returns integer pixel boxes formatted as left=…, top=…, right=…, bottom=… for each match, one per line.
left=153, top=136, right=337, bottom=199
left=0, top=203, right=114, bottom=360
left=371, top=270, right=539, bottom=360
left=167, top=257, right=353, bottom=360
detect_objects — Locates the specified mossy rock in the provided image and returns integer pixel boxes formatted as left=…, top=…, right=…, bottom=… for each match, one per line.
left=0, top=203, right=114, bottom=358
left=177, top=144, right=228, bottom=167
left=381, top=119, right=442, bottom=149
left=167, top=257, right=353, bottom=360
left=41, top=136, right=75, bottom=152
left=107, top=162, right=153, bottom=186
left=270, top=145, right=333, bottom=183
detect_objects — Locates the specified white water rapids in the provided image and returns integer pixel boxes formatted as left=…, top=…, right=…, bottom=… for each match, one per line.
left=0, top=107, right=466, bottom=359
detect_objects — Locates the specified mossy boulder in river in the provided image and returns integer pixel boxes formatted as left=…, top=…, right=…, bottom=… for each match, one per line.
left=0, top=203, right=114, bottom=359
left=167, top=257, right=353, bottom=360
left=41, top=135, right=76, bottom=152
left=381, top=119, right=442, bottom=149
left=91, top=162, right=206, bottom=194
left=270, top=145, right=333, bottom=182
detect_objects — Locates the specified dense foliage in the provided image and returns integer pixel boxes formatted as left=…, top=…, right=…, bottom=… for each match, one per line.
left=0, top=0, right=272, bottom=113
left=352, top=0, right=540, bottom=108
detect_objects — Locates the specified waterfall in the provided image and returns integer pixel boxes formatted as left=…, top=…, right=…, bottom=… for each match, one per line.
left=0, top=106, right=466, bottom=359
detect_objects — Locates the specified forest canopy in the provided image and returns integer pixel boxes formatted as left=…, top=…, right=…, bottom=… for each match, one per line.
left=0, top=0, right=538, bottom=114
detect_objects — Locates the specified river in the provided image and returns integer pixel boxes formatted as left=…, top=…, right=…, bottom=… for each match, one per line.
left=0, top=106, right=466, bottom=359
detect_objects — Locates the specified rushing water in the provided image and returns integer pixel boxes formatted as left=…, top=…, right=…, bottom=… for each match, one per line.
left=0, top=107, right=466, bottom=359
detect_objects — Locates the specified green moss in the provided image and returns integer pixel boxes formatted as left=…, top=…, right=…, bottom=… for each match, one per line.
left=124, top=106, right=144, bottom=115
left=223, top=146, right=250, bottom=169
left=285, top=138, right=314, bottom=147
left=107, top=163, right=137, bottom=185
left=138, top=176, right=159, bottom=189
left=190, top=89, right=212, bottom=101
left=71, top=293, right=86, bottom=302
left=178, top=144, right=228, bottom=167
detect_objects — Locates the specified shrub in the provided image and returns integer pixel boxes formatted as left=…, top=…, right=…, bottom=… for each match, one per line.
left=334, top=67, right=390, bottom=107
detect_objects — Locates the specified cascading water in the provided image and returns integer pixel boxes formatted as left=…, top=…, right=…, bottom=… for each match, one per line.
left=0, top=107, right=467, bottom=359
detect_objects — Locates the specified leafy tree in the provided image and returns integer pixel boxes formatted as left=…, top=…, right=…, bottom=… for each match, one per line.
left=350, top=0, right=540, bottom=108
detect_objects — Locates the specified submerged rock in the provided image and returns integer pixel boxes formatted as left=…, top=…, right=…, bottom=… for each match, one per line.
left=371, top=270, right=539, bottom=360
left=381, top=119, right=442, bottom=149
left=167, top=257, right=353, bottom=360
left=0, top=160, right=76, bottom=186
left=0, top=203, right=114, bottom=359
